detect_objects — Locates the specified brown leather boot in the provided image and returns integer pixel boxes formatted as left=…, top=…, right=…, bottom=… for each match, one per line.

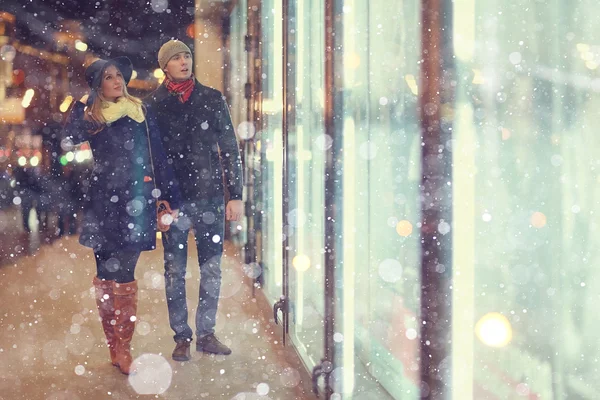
left=113, top=280, right=138, bottom=375
left=172, top=339, right=191, bottom=361
left=92, top=276, right=118, bottom=365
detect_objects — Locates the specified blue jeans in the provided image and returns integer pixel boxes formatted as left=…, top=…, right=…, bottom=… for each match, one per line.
left=162, top=200, right=224, bottom=342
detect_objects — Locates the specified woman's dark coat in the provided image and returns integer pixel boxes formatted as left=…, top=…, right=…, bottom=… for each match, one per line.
left=63, top=101, right=181, bottom=252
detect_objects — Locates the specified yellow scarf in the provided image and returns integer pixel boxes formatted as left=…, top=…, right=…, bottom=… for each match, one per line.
left=101, top=97, right=145, bottom=124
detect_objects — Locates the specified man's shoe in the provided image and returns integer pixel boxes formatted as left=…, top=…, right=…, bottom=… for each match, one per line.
left=196, top=334, right=231, bottom=355
left=172, top=340, right=191, bottom=361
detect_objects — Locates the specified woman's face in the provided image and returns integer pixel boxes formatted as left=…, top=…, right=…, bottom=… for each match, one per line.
left=100, top=65, right=124, bottom=102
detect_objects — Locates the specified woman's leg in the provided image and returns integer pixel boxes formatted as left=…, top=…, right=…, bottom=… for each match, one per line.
left=94, top=249, right=141, bottom=374
left=100, top=249, right=141, bottom=374
left=95, top=250, right=140, bottom=283
left=92, top=250, right=118, bottom=365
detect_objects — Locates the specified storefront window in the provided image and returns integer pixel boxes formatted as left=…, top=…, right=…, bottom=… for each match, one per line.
left=287, top=0, right=327, bottom=376
left=453, top=1, right=598, bottom=398
left=335, top=0, right=422, bottom=398
left=259, top=0, right=284, bottom=305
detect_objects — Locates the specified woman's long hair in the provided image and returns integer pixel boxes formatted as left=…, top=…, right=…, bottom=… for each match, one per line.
left=84, top=84, right=144, bottom=135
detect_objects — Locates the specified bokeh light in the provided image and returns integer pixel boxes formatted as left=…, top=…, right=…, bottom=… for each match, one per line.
left=186, top=23, right=195, bottom=38
left=378, top=259, right=403, bottom=283
left=531, top=211, right=547, bottom=228
left=237, top=121, right=256, bottom=140
left=150, top=0, right=168, bottom=13
left=475, top=312, right=512, bottom=347
left=129, top=353, right=173, bottom=394
left=75, top=40, right=88, bottom=52
left=21, top=88, right=34, bottom=108
left=292, top=254, right=311, bottom=272
left=396, top=220, right=413, bottom=237
left=256, top=383, right=270, bottom=396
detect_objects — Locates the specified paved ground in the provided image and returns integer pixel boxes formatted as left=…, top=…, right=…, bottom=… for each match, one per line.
left=0, top=220, right=313, bottom=400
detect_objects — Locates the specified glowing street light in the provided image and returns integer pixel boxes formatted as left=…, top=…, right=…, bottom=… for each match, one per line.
left=59, top=95, right=74, bottom=113
left=75, top=40, right=88, bottom=52
left=22, top=89, right=35, bottom=108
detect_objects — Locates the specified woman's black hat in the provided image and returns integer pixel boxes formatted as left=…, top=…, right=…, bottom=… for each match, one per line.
left=84, top=56, right=133, bottom=90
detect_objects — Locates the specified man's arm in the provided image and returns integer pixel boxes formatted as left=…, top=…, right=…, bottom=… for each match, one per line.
left=216, top=96, right=243, bottom=201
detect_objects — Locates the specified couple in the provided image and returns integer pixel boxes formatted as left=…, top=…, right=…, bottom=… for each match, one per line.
left=63, top=40, right=243, bottom=375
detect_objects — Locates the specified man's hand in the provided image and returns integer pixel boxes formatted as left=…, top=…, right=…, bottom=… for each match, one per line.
left=226, top=200, right=243, bottom=221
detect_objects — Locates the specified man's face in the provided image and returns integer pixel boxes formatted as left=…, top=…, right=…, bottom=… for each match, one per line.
left=164, top=51, right=193, bottom=82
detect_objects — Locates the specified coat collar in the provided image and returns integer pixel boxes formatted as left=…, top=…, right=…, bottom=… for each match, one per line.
left=150, top=79, right=207, bottom=104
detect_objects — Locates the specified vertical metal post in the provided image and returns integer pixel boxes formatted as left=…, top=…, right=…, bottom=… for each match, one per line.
left=222, top=13, right=232, bottom=106
left=281, top=0, right=291, bottom=340
left=322, top=0, right=343, bottom=397
left=419, top=0, right=454, bottom=399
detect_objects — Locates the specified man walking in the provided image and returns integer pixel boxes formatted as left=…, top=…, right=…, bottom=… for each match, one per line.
left=146, top=39, right=243, bottom=361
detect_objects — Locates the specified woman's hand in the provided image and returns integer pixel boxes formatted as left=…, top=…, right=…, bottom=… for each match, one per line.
left=226, top=200, right=243, bottom=221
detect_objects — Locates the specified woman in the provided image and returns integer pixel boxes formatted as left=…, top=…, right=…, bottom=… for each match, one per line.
left=63, top=57, right=180, bottom=374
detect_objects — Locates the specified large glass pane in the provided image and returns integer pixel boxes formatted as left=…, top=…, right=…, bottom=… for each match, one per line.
left=287, top=0, right=326, bottom=373
left=334, top=0, right=422, bottom=398
left=453, top=1, right=598, bottom=399
left=258, top=0, right=284, bottom=305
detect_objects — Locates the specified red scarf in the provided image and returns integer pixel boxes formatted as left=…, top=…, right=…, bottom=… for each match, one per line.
left=165, top=75, right=195, bottom=103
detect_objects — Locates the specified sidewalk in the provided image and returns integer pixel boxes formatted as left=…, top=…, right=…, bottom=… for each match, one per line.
left=0, top=206, right=32, bottom=266
left=0, top=234, right=313, bottom=400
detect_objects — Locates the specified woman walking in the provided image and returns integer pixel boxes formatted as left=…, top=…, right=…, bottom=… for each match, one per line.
left=63, top=57, right=180, bottom=374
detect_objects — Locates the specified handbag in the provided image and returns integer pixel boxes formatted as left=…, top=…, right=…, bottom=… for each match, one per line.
left=144, top=118, right=173, bottom=233
left=156, top=200, right=174, bottom=232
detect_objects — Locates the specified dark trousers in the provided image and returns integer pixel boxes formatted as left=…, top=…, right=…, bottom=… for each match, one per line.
left=162, top=200, right=225, bottom=342
left=94, top=249, right=141, bottom=283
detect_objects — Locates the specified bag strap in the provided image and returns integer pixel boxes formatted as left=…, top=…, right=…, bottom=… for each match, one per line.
left=143, top=117, right=159, bottom=194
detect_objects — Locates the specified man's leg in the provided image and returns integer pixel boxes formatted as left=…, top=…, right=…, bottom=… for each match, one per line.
left=192, top=202, right=230, bottom=354
left=162, top=223, right=194, bottom=344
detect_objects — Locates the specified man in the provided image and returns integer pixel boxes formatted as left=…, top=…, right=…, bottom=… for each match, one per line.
left=146, top=39, right=243, bottom=361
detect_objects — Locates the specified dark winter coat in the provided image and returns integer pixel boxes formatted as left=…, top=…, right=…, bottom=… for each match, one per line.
left=145, top=81, right=243, bottom=203
left=63, top=101, right=181, bottom=252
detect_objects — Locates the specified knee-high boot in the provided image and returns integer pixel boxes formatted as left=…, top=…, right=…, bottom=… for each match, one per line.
left=113, top=280, right=138, bottom=375
left=92, top=276, right=118, bottom=365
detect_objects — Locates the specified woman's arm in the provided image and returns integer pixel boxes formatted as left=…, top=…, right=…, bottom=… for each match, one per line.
left=62, top=100, right=93, bottom=144
left=146, top=106, right=182, bottom=210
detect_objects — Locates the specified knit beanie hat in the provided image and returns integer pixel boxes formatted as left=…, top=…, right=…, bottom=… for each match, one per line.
left=158, top=40, right=192, bottom=70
